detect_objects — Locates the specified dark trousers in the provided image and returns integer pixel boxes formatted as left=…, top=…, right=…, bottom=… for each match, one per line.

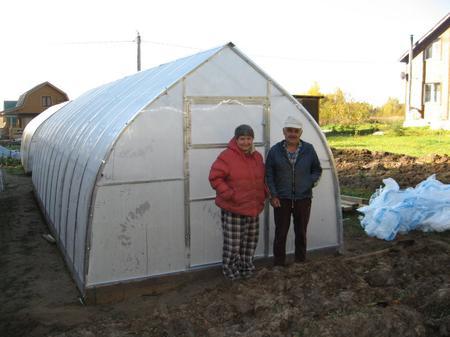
left=273, top=198, right=312, bottom=266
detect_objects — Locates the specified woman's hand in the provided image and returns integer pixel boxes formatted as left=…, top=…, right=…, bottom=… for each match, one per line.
left=270, top=197, right=281, bottom=208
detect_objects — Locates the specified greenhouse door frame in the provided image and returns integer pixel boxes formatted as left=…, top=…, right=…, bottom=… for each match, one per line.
left=183, top=95, right=271, bottom=269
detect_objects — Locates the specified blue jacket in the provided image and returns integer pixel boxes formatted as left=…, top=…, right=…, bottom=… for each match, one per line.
left=265, top=140, right=322, bottom=200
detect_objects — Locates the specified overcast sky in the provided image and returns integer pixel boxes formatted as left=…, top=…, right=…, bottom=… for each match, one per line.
left=1, top=0, right=449, bottom=107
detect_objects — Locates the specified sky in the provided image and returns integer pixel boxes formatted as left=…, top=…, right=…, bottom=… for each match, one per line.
left=0, top=0, right=449, bottom=108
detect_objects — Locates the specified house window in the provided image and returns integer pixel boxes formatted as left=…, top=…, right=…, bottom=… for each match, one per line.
left=424, top=83, right=441, bottom=103
left=424, top=39, right=441, bottom=60
left=7, top=117, right=18, bottom=127
left=425, top=46, right=432, bottom=59
left=42, top=96, right=52, bottom=107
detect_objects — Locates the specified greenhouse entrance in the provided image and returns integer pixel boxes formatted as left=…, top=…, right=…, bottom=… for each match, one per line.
left=185, top=96, right=270, bottom=268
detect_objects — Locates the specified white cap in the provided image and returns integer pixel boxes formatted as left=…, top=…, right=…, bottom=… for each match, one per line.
left=284, top=116, right=303, bottom=129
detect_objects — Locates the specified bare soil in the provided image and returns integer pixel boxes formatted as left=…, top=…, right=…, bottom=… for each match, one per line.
left=1, top=149, right=450, bottom=337
left=333, top=148, right=450, bottom=194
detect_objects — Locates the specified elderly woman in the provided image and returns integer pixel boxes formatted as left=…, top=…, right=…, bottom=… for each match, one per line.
left=209, top=125, right=267, bottom=280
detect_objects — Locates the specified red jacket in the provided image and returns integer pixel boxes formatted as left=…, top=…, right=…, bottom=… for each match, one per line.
left=209, top=138, right=267, bottom=217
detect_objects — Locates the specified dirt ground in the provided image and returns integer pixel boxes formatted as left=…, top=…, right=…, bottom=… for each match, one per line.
left=1, top=149, right=450, bottom=337
left=333, top=148, right=450, bottom=194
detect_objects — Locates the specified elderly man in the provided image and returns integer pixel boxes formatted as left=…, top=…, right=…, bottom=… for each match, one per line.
left=265, top=115, right=322, bottom=266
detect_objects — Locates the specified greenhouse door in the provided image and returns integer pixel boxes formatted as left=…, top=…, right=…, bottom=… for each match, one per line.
left=184, top=96, right=270, bottom=268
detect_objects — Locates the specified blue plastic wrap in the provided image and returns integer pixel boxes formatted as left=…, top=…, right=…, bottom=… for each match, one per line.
left=358, top=175, right=450, bottom=240
left=0, top=145, right=20, bottom=159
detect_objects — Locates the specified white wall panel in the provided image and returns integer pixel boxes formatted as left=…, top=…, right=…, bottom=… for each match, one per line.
left=189, top=148, right=222, bottom=200
left=100, top=83, right=184, bottom=184
left=255, top=212, right=266, bottom=257
left=308, top=170, right=340, bottom=249
left=189, top=200, right=223, bottom=266
left=186, top=48, right=267, bottom=97
left=87, top=181, right=185, bottom=286
left=190, top=103, right=264, bottom=144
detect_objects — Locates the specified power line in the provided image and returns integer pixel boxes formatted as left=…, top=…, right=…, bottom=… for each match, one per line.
left=53, top=40, right=133, bottom=45
left=51, top=38, right=399, bottom=65
left=53, top=39, right=201, bottom=50
left=250, top=53, right=398, bottom=65
left=141, top=39, right=202, bottom=51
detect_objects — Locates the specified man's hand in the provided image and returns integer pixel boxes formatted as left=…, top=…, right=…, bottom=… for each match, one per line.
left=270, top=197, right=281, bottom=208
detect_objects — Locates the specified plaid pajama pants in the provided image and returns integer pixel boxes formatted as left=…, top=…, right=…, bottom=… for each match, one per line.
left=220, top=209, right=259, bottom=280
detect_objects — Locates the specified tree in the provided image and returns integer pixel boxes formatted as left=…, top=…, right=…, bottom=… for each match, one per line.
left=306, top=81, right=322, bottom=96
left=301, top=85, right=377, bottom=125
left=320, top=88, right=348, bottom=125
left=377, top=97, right=404, bottom=117
left=319, top=88, right=373, bottom=125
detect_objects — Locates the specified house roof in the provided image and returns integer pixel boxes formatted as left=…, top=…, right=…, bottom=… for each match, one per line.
left=3, top=101, right=18, bottom=110
left=0, top=82, right=69, bottom=116
left=16, top=81, right=69, bottom=107
left=400, top=12, right=450, bottom=63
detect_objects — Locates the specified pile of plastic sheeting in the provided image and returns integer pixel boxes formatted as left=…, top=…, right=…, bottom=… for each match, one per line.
left=358, top=175, right=450, bottom=240
left=0, top=145, right=20, bottom=159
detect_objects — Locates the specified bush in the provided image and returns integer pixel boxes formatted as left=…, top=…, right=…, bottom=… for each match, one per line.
left=0, top=156, right=22, bottom=168
left=323, top=124, right=379, bottom=136
left=388, top=123, right=406, bottom=136
left=319, top=89, right=374, bottom=125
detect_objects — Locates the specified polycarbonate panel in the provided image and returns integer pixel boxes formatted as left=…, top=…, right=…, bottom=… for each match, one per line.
left=307, top=171, right=340, bottom=249
left=87, top=181, right=185, bottom=286
left=20, top=101, right=69, bottom=173
left=99, top=83, right=184, bottom=184
left=189, top=200, right=223, bottom=266
left=190, top=103, right=264, bottom=144
left=189, top=148, right=222, bottom=200
left=185, top=47, right=267, bottom=97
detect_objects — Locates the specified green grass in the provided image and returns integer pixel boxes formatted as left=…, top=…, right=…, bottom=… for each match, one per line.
left=2, top=166, right=24, bottom=175
left=323, top=123, right=379, bottom=136
left=340, top=186, right=374, bottom=200
left=4, top=144, right=21, bottom=151
left=0, top=157, right=23, bottom=174
left=326, top=126, right=450, bottom=157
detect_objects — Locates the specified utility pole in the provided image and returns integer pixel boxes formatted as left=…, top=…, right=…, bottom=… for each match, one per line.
left=137, top=32, right=141, bottom=72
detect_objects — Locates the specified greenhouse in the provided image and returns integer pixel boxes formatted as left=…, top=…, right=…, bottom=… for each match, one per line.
left=21, top=101, right=70, bottom=173
left=27, top=42, right=342, bottom=297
